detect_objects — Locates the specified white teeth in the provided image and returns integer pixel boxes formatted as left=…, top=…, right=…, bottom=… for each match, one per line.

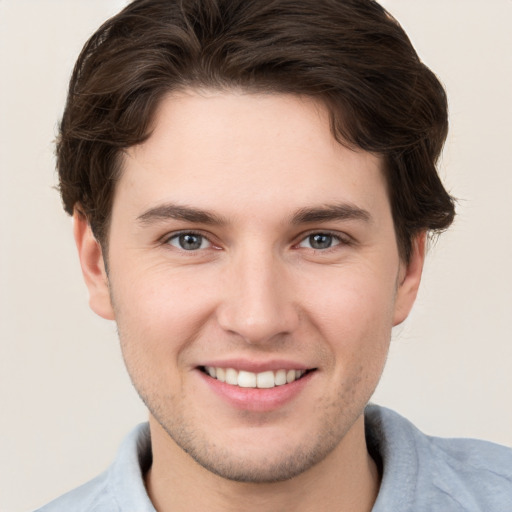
left=203, top=366, right=308, bottom=388
left=225, top=368, right=238, bottom=385
left=238, top=370, right=257, bottom=388
left=275, top=369, right=287, bottom=386
left=256, top=371, right=275, bottom=389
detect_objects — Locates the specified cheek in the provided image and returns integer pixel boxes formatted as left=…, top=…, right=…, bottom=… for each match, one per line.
left=110, top=267, right=216, bottom=362
left=300, top=268, right=396, bottom=359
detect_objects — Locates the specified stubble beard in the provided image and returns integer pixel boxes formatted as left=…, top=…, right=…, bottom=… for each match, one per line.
left=152, top=406, right=345, bottom=483
left=135, top=371, right=372, bottom=484
left=113, top=297, right=386, bottom=484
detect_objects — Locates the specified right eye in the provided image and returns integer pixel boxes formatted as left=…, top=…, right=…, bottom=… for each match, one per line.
left=165, top=232, right=212, bottom=251
left=298, top=233, right=341, bottom=250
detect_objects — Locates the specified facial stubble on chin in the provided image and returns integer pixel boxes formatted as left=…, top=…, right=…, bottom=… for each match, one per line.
left=128, top=360, right=372, bottom=484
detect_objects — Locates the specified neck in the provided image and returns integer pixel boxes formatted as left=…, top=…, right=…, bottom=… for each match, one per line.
left=145, top=415, right=380, bottom=512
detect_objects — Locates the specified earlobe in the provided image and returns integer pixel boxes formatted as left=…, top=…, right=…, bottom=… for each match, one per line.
left=73, top=209, right=115, bottom=320
left=393, top=232, right=427, bottom=326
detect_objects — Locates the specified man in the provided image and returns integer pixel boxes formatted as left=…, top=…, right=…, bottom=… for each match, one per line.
left=37, top=0, right=512, bottom=510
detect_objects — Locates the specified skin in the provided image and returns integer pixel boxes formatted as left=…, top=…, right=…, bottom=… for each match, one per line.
left=75, top=89, right=425, bottom=512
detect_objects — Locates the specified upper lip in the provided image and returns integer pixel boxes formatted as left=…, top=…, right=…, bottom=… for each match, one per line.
left=197, top=359, right=314, bottom=373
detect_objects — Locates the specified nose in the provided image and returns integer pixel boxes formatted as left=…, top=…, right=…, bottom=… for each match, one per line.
left=216, top=248, right=300, bottom=345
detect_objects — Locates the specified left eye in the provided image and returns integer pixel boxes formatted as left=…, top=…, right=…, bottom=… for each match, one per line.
left=298, top=233, right=341, bottom=250
left=166, top=233, right=211, bottom=251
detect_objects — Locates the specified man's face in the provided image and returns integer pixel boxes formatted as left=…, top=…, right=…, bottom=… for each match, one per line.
left=81, top=90, right=422, bottom=482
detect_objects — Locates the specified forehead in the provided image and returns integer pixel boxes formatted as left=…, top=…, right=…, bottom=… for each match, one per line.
left=116, top=89, right=389, bottom=222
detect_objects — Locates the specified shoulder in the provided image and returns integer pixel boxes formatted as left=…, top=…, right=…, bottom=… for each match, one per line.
left=366, top=405, right=512, bottom=512
left=426, top=433, right=512, bottom=507
left=33, top=471, right=115, bottom=512
left=33, top=423, right=154, bottom=512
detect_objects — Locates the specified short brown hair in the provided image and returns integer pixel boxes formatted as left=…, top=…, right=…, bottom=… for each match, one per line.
left=57, top=0, right=455, bottom=261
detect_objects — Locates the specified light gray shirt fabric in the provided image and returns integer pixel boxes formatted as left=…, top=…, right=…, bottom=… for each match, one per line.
left=35, top=405, right=512, bottom=511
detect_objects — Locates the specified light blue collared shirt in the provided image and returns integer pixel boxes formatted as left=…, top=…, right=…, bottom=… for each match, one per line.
left=35, top=405, right=512, bottom=511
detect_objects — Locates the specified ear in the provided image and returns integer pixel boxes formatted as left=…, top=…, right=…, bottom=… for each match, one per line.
left=393, top=232, right=426, bottom=326
left=73, top=209, right=115, bottom=320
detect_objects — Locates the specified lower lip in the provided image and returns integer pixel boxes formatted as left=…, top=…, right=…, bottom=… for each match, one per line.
left=197, top=370, right=315, bottom=412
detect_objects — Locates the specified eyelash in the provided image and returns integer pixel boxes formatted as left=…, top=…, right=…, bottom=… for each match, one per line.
left=162, top=229, right=352, bottom=253
left=296, top=230, right=352, bottom=251
left=162, top=230, right=215, bottom=251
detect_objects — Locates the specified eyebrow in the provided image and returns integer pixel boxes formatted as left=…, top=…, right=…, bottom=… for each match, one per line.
left=291, top=203, right=372, bottom=225
left=136, top=202, right=371, bottom=227
left=137, top=203, right=228, bottom=226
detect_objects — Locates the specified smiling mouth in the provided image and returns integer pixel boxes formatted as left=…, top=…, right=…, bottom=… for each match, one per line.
left=199, top=366, right=315, bottom=389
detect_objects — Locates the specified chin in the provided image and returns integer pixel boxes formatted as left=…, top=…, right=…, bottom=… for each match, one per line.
left=154, top=410, right=349, bottom=484
left=183, top=441, right=333, bottom=483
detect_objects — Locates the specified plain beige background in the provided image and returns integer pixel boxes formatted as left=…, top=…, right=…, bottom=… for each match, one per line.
left=1, top=1, right=511, bottom=511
